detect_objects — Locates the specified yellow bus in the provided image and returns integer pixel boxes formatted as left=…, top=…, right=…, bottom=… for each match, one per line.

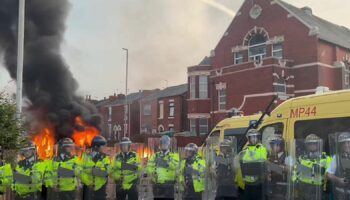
left=258, top=89, right=350, bottom=153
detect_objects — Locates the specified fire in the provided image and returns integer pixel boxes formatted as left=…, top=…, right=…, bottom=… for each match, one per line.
left=72, top=116, right=100, bottom=148
left=33, top=127, right=56, bottom=160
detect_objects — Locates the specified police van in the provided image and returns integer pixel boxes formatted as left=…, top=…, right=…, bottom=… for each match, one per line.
left=206, top=114, right=260, bottom=151
left=259, top=88, right=350, bottom=153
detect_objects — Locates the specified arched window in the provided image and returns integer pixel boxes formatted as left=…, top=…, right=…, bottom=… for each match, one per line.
left=249, top=33, right=267, bottom=63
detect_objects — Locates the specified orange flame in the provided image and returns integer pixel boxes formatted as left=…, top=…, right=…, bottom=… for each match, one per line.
left=72, top=116, right=100, bottom=148
left=33, top=127, right=56, bottom=160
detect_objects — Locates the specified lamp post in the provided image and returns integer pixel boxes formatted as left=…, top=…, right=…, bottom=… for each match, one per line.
left=122, top=48, right=129, bottom=138
left=16, top=0, right=25, bottom=119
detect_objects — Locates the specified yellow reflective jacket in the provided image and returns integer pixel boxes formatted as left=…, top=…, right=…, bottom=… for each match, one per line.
left=44, top=156, right=80, bottom=192
left=0, top=163, right=13, bottom=193
left=147, top=151, right=179, bottom=184
left=111, top=151, right=141, bottom=190
left=292, top=152, right=331, bottom=186
left=12, top=160, right=46, bottom=196
left=240, top=144, right=267, bottom=184
left=179, top=155, right=206, bottom=193
left=79, top=152, right=111, bottom=191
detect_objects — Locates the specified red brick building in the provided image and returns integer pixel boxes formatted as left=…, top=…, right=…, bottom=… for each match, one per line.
left=156, top=84, right=188, bottom=133
left=187, top=0, right=350, bottom=133
left=97, top=90, right=157, bottom=142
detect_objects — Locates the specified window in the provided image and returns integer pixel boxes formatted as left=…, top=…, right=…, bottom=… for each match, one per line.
left=190, top=76, right=196, bottom=99
left=218, top=89, right=226, bottom=111
left=199, top=118, right=208, bottom=135
left=143, top=104, right=151, bottom=116
left=108, top=107, right=112, bottom=121
left=169, top=125, right=174, bottom=132
left=159, top=101, right=164, bottom=119
left=261, top=123, right=284, bottom=148
left=272, top=43, right=283, bottom=59
left=224, top=127, right=250, bottom=151
left=169, top=102, right=175, bottom=117
left=190, top=119, right=197, bottom=135
left=275, top=79, right=287, bottom=94
left=294, top=117, right=350, bottom=153
left=199, top=75, right=208, bottom=99
left=248, top=33, right=267, bottom=63
left=234, top=52, right=243, bottom=64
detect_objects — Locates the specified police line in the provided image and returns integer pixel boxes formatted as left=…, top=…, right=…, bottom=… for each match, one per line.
left=2, top=131, right=350, bottom=200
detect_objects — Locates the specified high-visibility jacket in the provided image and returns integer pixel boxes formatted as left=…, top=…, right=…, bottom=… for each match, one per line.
left=80, top=152, right=111, bottom=191
left=292, top=152, right=331, bottom=186
left=179, top=155, right=206, bottom=193
left=111, top=151, right=141, bottom=190
left=12, top=160, right=46, bottom=196
left=45, top=156, right=80, bottom=192
left=0, top=163, right=13, bottom=193
left=147, top=151, right=179, bottom=184
left=240, top=144, right=267, bottom=184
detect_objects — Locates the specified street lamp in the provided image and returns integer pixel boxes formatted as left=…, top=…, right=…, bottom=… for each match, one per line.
left=122, top=48, right=129, bottom=138
left=16, top=0, right=25, bottom=119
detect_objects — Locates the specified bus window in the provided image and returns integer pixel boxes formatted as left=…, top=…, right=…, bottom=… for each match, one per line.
left=294, top=117, right=350, bottom=153
left=224, top=127, right=248, bottom=151
left=260, top=123, right=284, bottom=148
left=207, top=130, right=220, bottom=146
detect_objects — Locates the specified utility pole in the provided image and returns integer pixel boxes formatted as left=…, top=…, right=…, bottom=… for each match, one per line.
left=122, top=48, right=129, bottom=138
left=16, top=0, right=25, bottom=119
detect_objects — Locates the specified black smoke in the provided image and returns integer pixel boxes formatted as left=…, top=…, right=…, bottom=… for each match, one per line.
left=0, top=0, right=101, bottom=140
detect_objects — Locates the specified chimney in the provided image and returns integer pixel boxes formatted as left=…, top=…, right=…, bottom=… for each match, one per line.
left=301, top=6, right=312, bottom=15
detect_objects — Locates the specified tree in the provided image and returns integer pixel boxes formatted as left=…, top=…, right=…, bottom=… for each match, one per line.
left=0, top=92, right=25, bottom=150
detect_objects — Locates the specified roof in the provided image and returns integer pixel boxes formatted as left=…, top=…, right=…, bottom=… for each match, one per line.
left=278, top=0, right=350, bottom=50
left=198, top=56, right=211, bottom=66
left=106, top=92, right=144, bottom=107
left=158, top=84, right=188, bottom=99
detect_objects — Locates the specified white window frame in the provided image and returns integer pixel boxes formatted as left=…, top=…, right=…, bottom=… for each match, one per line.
left=190, top=119, right=197, bottom=135
left=159, top=101, right=164, bottom=119
left=234, top=52, right=243, bottom=64
left=199, top=75, right=208, bottom=99
left=272, top=43, right=283, bottom=59
left=218, top=89, right=226, bottom=111
left=248, top=43, right=266, bottom=63
left=275, top=79, right=287, bottom=94
left=190, top=76, right=196, bottom=99
left=169, top=102, right=175, bottom=117
left=143, top=104, right=151, bottom=116
left=108, top=107, right=112, bottom=121
left=199, top=118, right=208, bottom=135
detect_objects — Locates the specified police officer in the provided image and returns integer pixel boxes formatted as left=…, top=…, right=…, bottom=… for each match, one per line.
left=45, top=138, right=80, bottom=200
left=266, top=135, right=287, bottom=200
left=327, top=132, right=350, bottom=200
left=111, top=137, right=141, bottom=200
left=81, top=135, right=111, bottom=200
left=239, top=129, right=267, bottom=200
left=292, top=134, right=331, bottom=200
left=214, top=139, right=238, bottom=200
left=13, top=142, right=46, bottom=200
left=147, top=135, right=179, bottom=200
left=179, top=143, right=205, bottom=200
left=0, top=146, right=12, bottom=197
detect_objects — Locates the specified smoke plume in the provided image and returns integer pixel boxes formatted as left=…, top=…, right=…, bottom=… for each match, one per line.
left=0, top=0, right=100, bottom=139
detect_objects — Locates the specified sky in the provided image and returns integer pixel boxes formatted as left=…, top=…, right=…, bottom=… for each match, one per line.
left=0, top=0, right=350, bottom=100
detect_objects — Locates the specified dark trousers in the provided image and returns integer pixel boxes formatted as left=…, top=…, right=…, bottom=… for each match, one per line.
left=116, top=184, right=138, bottom=200
left=296, top=183, right=326, bottom=200
left=83, top=184, right=107, bottom=200
left=183, top=184, right=202, bottom=200
left=215, top=184, right=238, bottom=200
left=15, top=192, right=40, bottom=200
left=153, top=183, right=175, bottom=200
left=56, top=191, right=76, bottom=200
left=244, top=184, right=264, bottom=200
